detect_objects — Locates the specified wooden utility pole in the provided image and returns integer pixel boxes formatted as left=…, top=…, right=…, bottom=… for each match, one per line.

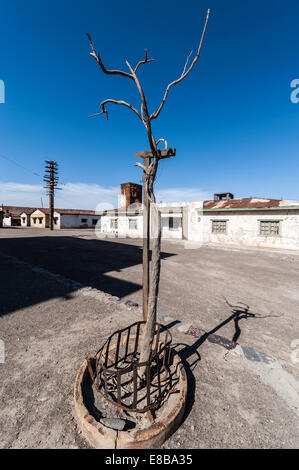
left=43, top=160, right=60, bottom=230
left=135, top=149, right=176, bottom=321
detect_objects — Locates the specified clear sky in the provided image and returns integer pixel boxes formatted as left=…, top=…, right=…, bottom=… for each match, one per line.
left=0, top=0, right=298, bottom=209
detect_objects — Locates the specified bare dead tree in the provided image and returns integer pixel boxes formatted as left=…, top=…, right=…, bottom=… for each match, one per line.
left=87, top=9, right=210, bottom=377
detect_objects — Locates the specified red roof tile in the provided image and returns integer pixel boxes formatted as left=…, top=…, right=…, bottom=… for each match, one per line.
left=32, top=208, right=98, bottom=216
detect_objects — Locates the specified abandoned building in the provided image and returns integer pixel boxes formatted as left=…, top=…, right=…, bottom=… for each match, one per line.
left=1, top=206, right=35, bottom=227
left=99, top=184, right=299, bottom=250
left=1, top=186, right=299, bottom=249
left=29, top=208, right=101, bottom=229
left=1, top=206, right=101, bottom=229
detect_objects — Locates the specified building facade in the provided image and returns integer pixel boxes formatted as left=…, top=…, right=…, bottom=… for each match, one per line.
left=30, top=208, right=101, bottom=229
left=0, top=206, right=101, bottom=229
left=98, top=186, right=299, bottom=250
left=2, top=190, right=299, bottom=249
left=1, top=206, right=35, bottom=227
left=201, top=197, right=299, bottom=249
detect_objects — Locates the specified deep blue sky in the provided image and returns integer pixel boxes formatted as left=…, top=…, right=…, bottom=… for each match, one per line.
left=0, top=0, right=299, bottom=207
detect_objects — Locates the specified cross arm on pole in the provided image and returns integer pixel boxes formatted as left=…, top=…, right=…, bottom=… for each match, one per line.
left=135, top=148, right=176, bottom=159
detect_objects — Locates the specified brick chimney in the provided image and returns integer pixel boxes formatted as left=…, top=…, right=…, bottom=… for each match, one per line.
left=120, top=183, right=142, bottom=210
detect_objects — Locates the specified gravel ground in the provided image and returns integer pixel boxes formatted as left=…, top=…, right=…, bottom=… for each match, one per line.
left=0, top=228, right=298, bottom=448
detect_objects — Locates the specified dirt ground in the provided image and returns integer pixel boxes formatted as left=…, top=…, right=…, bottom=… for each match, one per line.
left=0, top=228, right=298, bottom=448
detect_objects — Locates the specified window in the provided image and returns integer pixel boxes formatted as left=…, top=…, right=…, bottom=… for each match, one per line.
left=54, top=217, right=58, bottom=225
left=81, top=218, right=87, bottom=223
left=168, top=217, right=181, bottom=230
left=129, top=219, right=137, bottom=230
left=92, top=219, right=98, bottom=225
left=33, top=217, right=37, bottom=224
left=212, top=220, right=227, bottom=234
left=22, top=217, right=26, bottom=223
left=38, top=218, right=43, bottom=224
left=259, top=220, right=280, bottom=237
left=110, top=218, right=118, bottom=229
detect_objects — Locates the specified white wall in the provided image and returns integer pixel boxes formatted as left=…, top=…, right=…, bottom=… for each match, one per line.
left=59, top=213, right=101, bottom=229
left=202, top=209, right=299, bottom=249
left=20, top=212, right=30, bottom=227
left=98, top=204, right=299, bottom=250
left=186, top=202, right=204, bottom=242
left=99, top=212, right=143, bottom=238
left=3, top=216, right=12, bottom=227
left=159, top=202, right=186, bottom=240
left=30, top=209, right=47, bottom=228
left=4, top=213, right=30, bottom=227
left=100, top=204, right=184, bottom=240
left=161, top=214, right=183, bottom=239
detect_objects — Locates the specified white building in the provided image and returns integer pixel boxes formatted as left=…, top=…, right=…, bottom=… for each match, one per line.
left=1, top=206, right=34, bottom=227
left=200, top=195, right=299, bottom=250
left=30, top=208, right=101, bottom=229
left=20, top=210, right=35, bottom=227
left=0, top=205, right=101, bottom=229
left=53, top=209, right=101, bottom=229
left=98, top=187, right=299, bottom=250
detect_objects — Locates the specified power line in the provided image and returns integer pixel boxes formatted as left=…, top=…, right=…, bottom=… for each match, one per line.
left=0, top=153, right=42, bottom=178
left=0, top=152, right=67, bottom=186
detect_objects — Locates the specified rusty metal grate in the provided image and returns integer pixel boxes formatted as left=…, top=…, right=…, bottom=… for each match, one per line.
left=86, top=321, right=174, bottom=413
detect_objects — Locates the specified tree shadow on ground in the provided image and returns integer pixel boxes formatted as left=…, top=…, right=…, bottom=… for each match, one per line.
left=0, top=235, right=175, bottom=316
left=172, top=300, right=280, bottom=425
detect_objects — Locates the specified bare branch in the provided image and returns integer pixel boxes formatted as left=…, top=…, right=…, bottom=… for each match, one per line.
left=134, top=162, right=147, bottom=171
left=88, top=110, right=108, bottom=119
left=90, top=99, right=143, bottom=121
left=126, top=60, right=157, bottom=154
left=87, top=33, right=133, bottom=80
left=150, top=9, right=210, bottom=120
left=182, top=50, right=193, bottom=75
left=134, top=49, right=155, bottom=73
left=141, top=102, right=144, bottom=121
left=156, top=138, right=168, bottom=149
left=126, top=60, right=148, bottom=114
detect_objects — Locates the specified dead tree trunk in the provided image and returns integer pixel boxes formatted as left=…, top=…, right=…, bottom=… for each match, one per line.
left=87, top=9, right=210, bottom=375
left=139, top=202, right=162, bottom=369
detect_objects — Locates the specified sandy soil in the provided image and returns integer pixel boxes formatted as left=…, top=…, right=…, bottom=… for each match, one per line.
left=0, top=228, right=298, bottom=448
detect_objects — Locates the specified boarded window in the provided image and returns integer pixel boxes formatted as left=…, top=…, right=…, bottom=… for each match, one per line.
left=110, top=218, right=118, bottom=229
left=129, top=219, right=137, bottom=230
left=168, top=217, right=181, bottom=230
left=259, top=220, right=280, bottom=236
left=212, top=220, right=227, bottom=233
